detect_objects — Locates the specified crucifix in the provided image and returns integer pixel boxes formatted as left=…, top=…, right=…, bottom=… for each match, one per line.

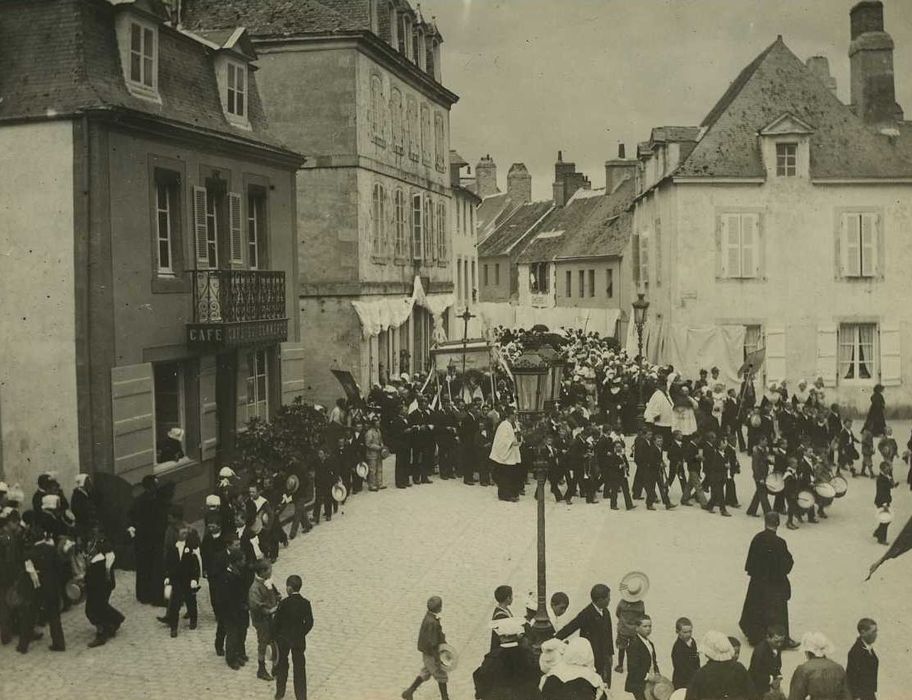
left=459, top=307, right=476, bottom=378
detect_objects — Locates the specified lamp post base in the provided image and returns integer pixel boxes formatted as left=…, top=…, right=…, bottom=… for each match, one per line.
left=527, top=615, right=555, bottom=649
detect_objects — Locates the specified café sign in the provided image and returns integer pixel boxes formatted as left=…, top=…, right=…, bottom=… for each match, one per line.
left=187, top=319, right=288, bottom=347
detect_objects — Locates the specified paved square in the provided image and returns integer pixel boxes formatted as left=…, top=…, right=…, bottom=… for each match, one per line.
left=2, top=454, right=911, bottom=699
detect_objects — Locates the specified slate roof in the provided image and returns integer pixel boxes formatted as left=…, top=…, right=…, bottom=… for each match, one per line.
left=476, top=192, right=516, bottom=243
left=677, top=37, right=912, bottom=179
left=477, top=201, right=553, bottom=258
left=0, top=0, right=298, bottom=157
left=182, top=0, right=355, bottom=37
left=517, top=177, right=635, bottom=264
left=649, top=126, right=700, bottom=144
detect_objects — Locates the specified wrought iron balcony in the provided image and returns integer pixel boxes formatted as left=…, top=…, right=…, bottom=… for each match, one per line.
left=188, top=269, right=288, bottom=347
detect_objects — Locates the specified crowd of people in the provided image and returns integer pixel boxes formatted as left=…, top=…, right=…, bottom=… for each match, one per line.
left=0, top=326, right=907, bottom=700
left=403, top=560, right=882, bottom=700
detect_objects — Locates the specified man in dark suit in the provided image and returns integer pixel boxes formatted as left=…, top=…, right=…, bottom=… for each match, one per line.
left=409, top=397, right=434, bottom=485
left=625, top=615, right=659, bottom=700
left=273, top=574, right=314, bottom=700
left=748, top=624, right=785, bottom=696
left=556, top=583, right=614, bottom=687
left=738, top=512, right=799, bottom=648
left=846, top=618, right=879, bottom=700
left=158, top=524, right=201, bottom=637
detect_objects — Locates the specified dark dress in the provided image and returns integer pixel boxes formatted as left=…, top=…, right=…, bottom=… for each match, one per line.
left=84, top=554, right=125, bottom=634
left=685, top=660, right=757, bottom=700
left=540, top=675, right=600, bottom=700
left=863, top=392, right=886, bottom=437
left=472, top=645, right=542, bottom=700
left=738, top=529, right=793, bottom=645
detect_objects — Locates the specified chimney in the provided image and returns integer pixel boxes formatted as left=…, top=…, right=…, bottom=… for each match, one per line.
left=806, top=56, right=837, bottom=94
left=552, top=150, right=591, bottom=207
left=605, top=143, right=637, bottom=194
left=506, top=163, right=532, bottom=204
left=475, top=154, right=500, bottom=198
left=849, top=1, right=904, bottom=125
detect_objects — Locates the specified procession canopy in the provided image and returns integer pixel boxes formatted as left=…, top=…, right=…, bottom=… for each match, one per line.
left=351, top=276, right=455, bottom=339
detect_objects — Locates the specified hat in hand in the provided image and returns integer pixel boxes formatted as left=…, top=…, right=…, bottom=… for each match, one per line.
left=619, top=571, right=650, bottom=602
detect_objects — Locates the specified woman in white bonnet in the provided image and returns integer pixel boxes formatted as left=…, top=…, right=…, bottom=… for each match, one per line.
left=787, top=632, right=851, bottom=700
left=540, top=637, right=607, bottom=700
left=684, top=631, right=755, bottom=700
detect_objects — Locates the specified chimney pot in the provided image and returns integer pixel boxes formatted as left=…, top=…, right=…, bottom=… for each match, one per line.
left=850, top=1, right=884, bottom=40
left=557, top=150, right=563, bottom=162
left=849, top=0, right=903, bottom=124
left=617, top=143, right=626, bottom=159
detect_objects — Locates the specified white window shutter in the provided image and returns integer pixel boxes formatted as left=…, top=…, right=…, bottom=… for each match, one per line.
left=726, top=214, right=741, bottom=277
left=228, top=192, right=243, bottom=264
left=764, top=326, right=785, bottom=385
left=193, top=186, right=210, bottom=268
left=741, top=213, right=759, bottom=278
left=632, top=233, right=641, bottom=284
left=860, top=213, right=876, bottom=278
left=845, top=214, right=860, bottom=277
left=280, top=342, right=306, bottom=405
left=715, top=217, right=724, bottom=278
left=199, top=355, right=218, bottom=462
left=879, top=323, right=901, bottom=386
left=816, top=324, right=838, bottom=388
left=111, top=363, right=155, bottom=477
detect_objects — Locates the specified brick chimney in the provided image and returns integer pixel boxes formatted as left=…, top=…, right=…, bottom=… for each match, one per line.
left=506, top=163, right=532, bottom=204
left=806, top=56, right=837, bottom=94
left=604, top=143, right=637, bottom=194
left=475, top=154, right=500, bottom=198
left=849, top=1, right=904, bottom=125
left=552, top=150, right=590, bottom=207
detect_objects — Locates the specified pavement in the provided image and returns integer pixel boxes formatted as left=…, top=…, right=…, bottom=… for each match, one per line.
left=2, top=444, right=912, bottom=700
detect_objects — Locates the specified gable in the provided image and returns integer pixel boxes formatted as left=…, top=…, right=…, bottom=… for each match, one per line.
left=759, top=112, right=815, bottom=136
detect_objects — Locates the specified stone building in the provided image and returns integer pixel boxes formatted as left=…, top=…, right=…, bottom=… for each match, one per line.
left=629, top=0, right=912, bottom=413
left=184, top=0, right=458, bottom=398
left=0, top=0, right=304, bottom=508
left=449, top=151, right=483, bottom=338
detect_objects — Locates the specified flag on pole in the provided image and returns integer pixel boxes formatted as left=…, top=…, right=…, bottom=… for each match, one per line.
left=867, top=513, right=912, bottom=580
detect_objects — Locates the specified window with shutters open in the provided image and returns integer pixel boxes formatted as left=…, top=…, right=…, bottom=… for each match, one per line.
left=247, top=187, right=267, bottom=269
left=154, top=169, right=180, bottom=275
left=838, top=323, right=877, bottom=382
left=436, top=201, right=447, bottom=261
left=246, top=350, right=269, bottom=420
left=193, top=186, right=217, bottom=269
left=372, top=183, right=387, bottom=259
left=394, top=189, right=408, bottom=259
left=719, top=212, right=760, bottom=279
left=424, top=196, right=434, bottom=263
left=839, top=212, right=878, bottom=279
left=154, top=361, right=187, bottom=465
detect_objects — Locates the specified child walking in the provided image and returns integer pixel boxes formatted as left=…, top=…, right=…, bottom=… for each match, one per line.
left=671, top=617, right=700, bottom=690
left=859, top=430, right=875, bottom=478
left=401, top=596, right=450, bottom=700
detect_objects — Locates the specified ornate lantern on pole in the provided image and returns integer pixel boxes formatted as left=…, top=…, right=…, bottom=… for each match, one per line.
left=509, top=349, right=556, bottom=647
left=632, top=293, right=650, bottom=432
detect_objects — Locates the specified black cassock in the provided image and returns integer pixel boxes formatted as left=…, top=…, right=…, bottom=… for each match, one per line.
left=85, top=555, right=125, bottom=633
left=472, top=645, right=542, bottom=700
left=739, top=528, right=793, bottom=645
left=129, top=487, right=170, bottom=605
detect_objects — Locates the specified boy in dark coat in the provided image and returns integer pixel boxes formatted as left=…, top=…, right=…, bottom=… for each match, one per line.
left=748, top=624, right=785, bottom=696
left=846, top=618, right=878, bottom=700
left=158, top=524, right=201, bottom=637
left=84, top=537, right=124, bottom=647
left=402, top=596, right=450, bottom=700
left=872, top=463, right=896, bottom=544
left=625, top=615, right=660, bottom=700
left=671, top=617, right=699, bottom=690
left=557, top=583, right=614, bottom=687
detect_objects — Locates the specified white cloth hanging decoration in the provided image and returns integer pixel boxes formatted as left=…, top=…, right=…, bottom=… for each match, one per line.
left=351, top=276, right=455, bottom=340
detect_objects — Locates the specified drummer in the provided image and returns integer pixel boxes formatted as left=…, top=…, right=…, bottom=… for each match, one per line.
left=812, top=450, right=835, bottom=521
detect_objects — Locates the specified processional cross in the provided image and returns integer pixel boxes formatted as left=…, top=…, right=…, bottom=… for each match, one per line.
left=459, top=307, right=476, bottom=377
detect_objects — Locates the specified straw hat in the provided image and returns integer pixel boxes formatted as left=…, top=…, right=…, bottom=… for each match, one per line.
left=619, top=571, right=650, bottom=602
left=285, top=474, right=300, bottom=494
left=355, top=462, right=369, bottom=479
left=168, top=427, right=184, bottom=440
left=331, top=482, right=348, bottom=503
left=438, top=643, right=459, bottom=670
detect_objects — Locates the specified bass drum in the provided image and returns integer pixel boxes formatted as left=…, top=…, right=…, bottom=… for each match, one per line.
left=831, top=476, right=848, bottom=498
left=796, top=490, right=816, bottom=510
left=814, top=482, right=836, bottom=507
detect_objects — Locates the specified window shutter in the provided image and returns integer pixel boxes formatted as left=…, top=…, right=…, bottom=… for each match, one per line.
left=199, top=355, right=218, bottom=462
left=725, top=214, right=741, bottom=277
left=765, top=326, right=785, bottom=385
left=280, top=341, right=306, bottom=405
left=111, top=363, right=155, bottom=478
left=236, top=355, right=248, bottom=433
left=631, top=233, right=641, bottom=285
left=228, top=192, right=243, bottom=264
left=845, top=214, right=860, bottom=277
left=193, top=186, right=209, bottom=268
left=834, top=214, right=842, bottom=279
left=742, top=213, right=760, bottom=278
left=654, top=218, right=662, bottom=286
left=879, top=323, right=901, bottom=386
left=860, top=212, right=876, bottom=278
left=715, top=216, right=724, bottom=278
left=816, top=324, right=838, bottom=388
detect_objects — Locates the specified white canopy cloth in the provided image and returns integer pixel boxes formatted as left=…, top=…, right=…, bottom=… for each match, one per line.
left=476, top=303, right=620, bottom=337
left=351, top=276, right=455, bottom=340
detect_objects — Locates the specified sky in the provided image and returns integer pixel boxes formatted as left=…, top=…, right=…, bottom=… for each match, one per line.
left=430, top=0, right=912, bottom=200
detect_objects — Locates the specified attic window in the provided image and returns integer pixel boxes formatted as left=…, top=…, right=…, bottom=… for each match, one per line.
left=776, top=143, right=797, bottom=177
left=227, top=63, right=247, bottom=118
left=130, top=22, right=155, bottom=88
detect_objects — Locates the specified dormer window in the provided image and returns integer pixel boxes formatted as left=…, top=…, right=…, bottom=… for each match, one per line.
left=130, top=22, right=155, bottom=87
left=116, top=14, right=159, bottom=101
left=227, top=63, right=247, bottom=118
left=776, top=143, right=797, bottom=176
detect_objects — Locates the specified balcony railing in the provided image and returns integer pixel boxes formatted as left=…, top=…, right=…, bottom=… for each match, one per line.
left=188, top=269, right=288, bottom=347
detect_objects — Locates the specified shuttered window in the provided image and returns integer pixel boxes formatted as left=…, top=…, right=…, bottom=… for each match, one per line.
left=839, top=212, right=878, bottom=278
left=247, top=188, right=267, bottom=269
left=719, top=213, right=760, bottom=279
left=193, top=186, right=217, bottom=268
left=246, top=350, right=269, bottom=420
left=411, top=193, right=422, bottom=260
left=228, top=192, right=243, bottom=264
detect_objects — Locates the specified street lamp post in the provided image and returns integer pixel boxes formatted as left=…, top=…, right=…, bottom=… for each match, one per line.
left=512, top=349, right=556, bottom=647
left=632, top=293, right=650, bottom=433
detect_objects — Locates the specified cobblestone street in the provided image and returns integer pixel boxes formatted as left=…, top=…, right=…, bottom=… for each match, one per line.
left=2, top=458, right=911, bottom=700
